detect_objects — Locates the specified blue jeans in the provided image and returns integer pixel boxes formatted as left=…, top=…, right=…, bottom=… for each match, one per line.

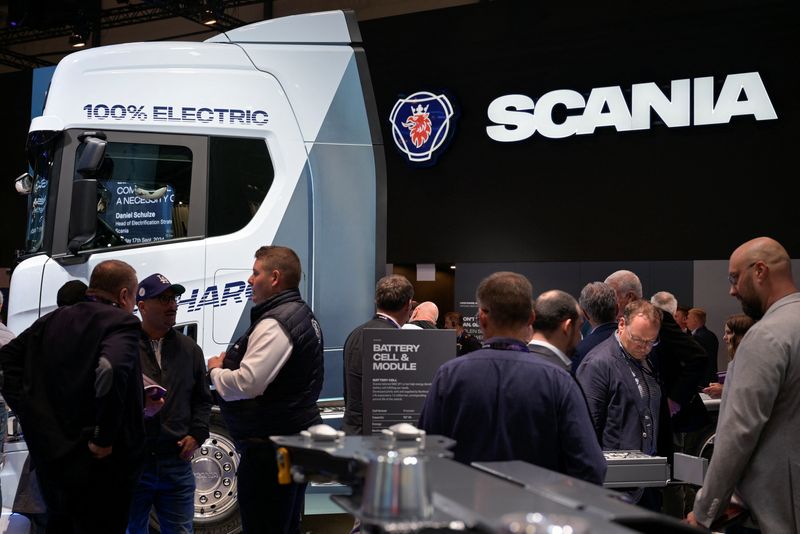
left=127, top=454, right=195, bottom=534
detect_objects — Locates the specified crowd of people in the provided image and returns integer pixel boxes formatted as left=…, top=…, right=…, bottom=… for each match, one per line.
left=0, top=236, right=797, bottom=533
left=345, top=236, right=800, bottom=532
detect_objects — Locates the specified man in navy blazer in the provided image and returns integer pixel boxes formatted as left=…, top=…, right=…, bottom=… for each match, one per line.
left=419, top=272, right=606, bottom=485
left=605, top=271, right=708, bottom=454
left=572, top=282, right=618, bottom=374
left=576, top=300, right=663, bottom=502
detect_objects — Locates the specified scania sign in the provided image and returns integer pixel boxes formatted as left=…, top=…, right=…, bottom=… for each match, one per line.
left=486, top=72, right=777, bottom=142
left=390, top=91, right=456, bottom=164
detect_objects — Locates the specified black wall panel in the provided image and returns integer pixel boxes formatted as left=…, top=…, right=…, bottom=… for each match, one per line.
left=362, top=1, right=798, bottom=263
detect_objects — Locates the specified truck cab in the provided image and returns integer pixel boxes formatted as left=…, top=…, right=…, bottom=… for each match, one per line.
left=8, top=10, right=384, bottom=531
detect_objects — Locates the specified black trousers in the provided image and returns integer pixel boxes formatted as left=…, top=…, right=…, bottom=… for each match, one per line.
left=237, top=442, right=306, bottom=534
left=35, top=445, right=141, bottom=534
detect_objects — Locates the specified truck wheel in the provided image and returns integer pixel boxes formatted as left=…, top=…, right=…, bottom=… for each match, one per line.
left=149, top=421, right=242, bottom=534
left=192, top=422, right=241, bottom=533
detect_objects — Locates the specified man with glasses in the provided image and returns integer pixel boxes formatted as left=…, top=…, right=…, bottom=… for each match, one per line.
left=605, top=271, right=709, bottom=476
left=688, top=237, right=800, bottom=532
left=127, top=273, right=212, bottom=534
left=576, top=299, right=662, bottom=504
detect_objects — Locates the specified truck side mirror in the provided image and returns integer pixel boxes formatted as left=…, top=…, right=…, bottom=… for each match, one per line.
left=68, top=134, right=108, bottom=253
left=67, top=179, right=98, bottom=254
left=76, top=135, right=107, bottom=175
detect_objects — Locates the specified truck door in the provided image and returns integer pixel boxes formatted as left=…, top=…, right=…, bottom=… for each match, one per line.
left=41, top=130, right=208, bottom=340
left=201, top=74, right=310, bottom=358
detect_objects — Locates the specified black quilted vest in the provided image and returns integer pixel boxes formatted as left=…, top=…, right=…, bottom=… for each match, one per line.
left=219, top=288, right=323, bottom=444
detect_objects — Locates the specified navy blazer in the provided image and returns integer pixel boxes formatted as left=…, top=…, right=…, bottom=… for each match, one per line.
left=572, top=322, right=617, bottom=374
left=419, top=339, right=606, bottom=485
left=576, top=335, right=659, bottom=453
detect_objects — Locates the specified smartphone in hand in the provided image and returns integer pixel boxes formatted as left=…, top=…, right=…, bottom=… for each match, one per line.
left=145, top=384, right=167, bottom=400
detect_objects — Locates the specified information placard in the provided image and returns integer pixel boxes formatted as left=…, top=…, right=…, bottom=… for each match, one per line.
left=362, top=329, right=455, bottom=435
left=98, top=180, right=174, bottom=244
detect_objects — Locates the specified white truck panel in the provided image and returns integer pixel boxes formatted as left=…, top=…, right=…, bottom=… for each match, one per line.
left=206, top=10, right=356, bottom=45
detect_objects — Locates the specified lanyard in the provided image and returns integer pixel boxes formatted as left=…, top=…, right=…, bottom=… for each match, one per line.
left=481, top=339, right=530, bottom=353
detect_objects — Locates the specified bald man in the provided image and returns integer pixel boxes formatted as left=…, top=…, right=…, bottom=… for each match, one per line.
left=529, top=290, right=583, bottom=372
left=404, top=301, right=439, bottom=329
left=689, top=237, right=800, bottom=532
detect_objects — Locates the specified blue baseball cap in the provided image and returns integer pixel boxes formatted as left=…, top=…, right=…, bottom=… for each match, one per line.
left=137, top=273, right=186, bottom=302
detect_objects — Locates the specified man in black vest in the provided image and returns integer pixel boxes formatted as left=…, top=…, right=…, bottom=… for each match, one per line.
left=207, top=246, right=323, bottom=534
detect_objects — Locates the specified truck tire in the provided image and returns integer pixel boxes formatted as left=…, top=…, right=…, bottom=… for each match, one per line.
left=149, top=417, right=242, bottom=534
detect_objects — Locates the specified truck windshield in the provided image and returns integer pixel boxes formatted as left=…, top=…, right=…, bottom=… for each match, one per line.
left=24, top=130, right=61, bottom=254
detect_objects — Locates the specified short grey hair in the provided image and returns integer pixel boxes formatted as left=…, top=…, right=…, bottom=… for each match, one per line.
left=650, top=291, right=678, bottom=315
left=604, top=270, right=643, bottom=299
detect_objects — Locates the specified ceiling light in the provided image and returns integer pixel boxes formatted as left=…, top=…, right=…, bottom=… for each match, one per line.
left=201, top=9, right=217, bottom=25
left=69, top=30, right=87, bottom=48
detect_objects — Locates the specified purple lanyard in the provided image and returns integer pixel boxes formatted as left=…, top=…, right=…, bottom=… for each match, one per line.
left=481, top=340, right=530, bottom=353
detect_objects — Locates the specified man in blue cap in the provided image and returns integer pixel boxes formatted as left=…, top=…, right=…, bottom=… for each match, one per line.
left=127, top=273, right=212, bottom=534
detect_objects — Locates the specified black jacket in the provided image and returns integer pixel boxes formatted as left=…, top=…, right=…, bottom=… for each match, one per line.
left=651, top=313, right=710, bottom=445
left=140, top=328, right=212, bottom=455
left=0, top=301, right=145, bottom=465
left=342, top=315, right=398, bottom=435
left=693, top=325, right=720, bottom=386
left=456, top=331, right=482, bottom=356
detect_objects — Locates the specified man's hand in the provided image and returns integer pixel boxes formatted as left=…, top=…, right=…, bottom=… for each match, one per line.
left=703, top=383, right=723, bottom=399
left=207, top=351, right=226, bottom=371
left=684, top=511, right=706, bottom=529
left=177, top=435, right=200, bottom=461
left=88, top=441, right=112, bottom=459
left=668, top=398, right=681, bottom=417
left=144, top=396, right=165, bottom=418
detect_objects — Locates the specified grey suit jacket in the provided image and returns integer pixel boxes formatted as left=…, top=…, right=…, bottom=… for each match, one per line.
left=693, top=292, right=800, bottom=532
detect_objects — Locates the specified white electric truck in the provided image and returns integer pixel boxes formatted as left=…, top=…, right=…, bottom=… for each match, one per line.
left=6, top=10, right=384, bottom=532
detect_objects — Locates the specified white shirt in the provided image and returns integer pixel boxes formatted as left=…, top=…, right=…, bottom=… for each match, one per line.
left=210, top=318, right=294, bottom=401
left=528, top=339, right=571, bottom=367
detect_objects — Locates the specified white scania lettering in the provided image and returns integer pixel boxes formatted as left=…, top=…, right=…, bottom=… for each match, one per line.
left=486, top=72, right=777, bottom=142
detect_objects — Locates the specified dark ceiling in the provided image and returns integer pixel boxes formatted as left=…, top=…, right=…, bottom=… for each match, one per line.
left=0, top=0, right=269, bottom=71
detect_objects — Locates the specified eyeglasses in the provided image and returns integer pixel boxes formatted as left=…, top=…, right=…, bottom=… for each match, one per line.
left=626, top=329, right=659, bottom=348
left=155, top=294, right=179, bottom=304
left=727, top=262, right=757, bottom=286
